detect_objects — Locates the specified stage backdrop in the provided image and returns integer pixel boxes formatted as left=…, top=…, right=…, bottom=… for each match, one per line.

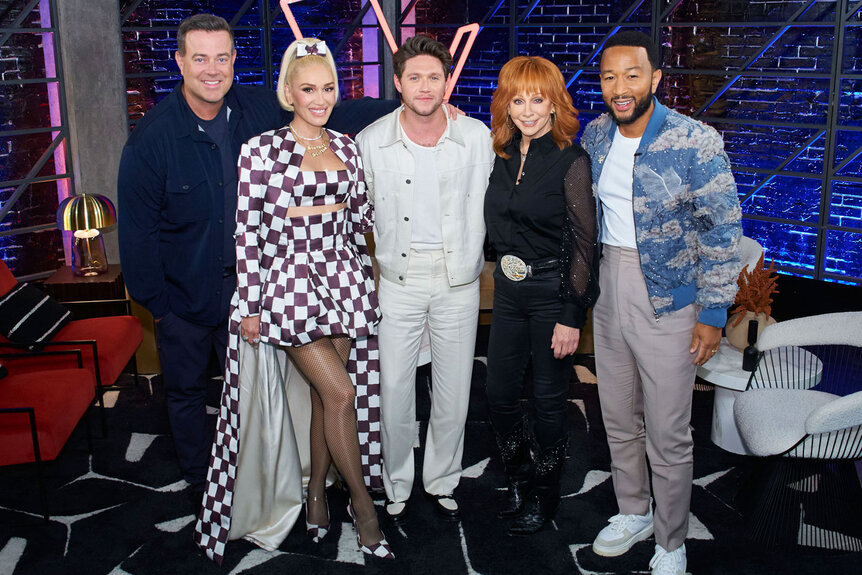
left=2, top=1, right=861, bottom=285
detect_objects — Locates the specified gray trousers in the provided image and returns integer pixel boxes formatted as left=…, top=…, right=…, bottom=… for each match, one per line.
left=593, top=245, right=698, bottom=551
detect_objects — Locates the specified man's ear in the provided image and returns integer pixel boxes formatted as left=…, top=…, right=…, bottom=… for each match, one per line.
left=393, top=74, right=403, bottom=95
left=651, top=68, right=662, bottom=93
left=175, top=50, right=183, bottom=73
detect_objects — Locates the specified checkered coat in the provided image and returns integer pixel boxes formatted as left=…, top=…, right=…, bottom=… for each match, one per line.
left=194, top=127, right=383, bottom=564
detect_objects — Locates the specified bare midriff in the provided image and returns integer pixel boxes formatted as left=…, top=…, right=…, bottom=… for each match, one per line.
left=285, top=202, right=347, bottom=217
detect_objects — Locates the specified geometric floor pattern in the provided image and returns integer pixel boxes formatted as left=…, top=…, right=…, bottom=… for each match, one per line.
left=1, top=361, right=861, bottom=575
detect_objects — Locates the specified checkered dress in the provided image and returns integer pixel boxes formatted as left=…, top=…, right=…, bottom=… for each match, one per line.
left=194, top=128, right=383, bottom=564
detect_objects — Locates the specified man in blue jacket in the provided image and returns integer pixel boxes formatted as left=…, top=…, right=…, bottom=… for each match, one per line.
left=118, top=14, right=394, bottom=506
left=581, top=31, right=741, bottom=575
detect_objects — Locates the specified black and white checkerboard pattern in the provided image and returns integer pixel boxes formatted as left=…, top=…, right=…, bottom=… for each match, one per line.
left=194, top=128, right=382, bottom=564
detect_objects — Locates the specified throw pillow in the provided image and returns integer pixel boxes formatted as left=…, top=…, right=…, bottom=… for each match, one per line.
left=0, top=283, right=72, bottom=350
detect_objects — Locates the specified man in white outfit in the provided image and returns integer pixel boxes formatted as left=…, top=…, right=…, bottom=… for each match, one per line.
left=356, top=34, right=494, bottom=524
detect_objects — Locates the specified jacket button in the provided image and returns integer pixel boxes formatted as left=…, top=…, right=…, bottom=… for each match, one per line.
left=404, top=216, right=409, bottom=221
left=398, top=275, right=404, bottom=281
left=182, top=184, right=189, bottom=190
left=218, top=181, right=223, bottom=187
left=406, top=179, right=411, bottom=184
left=218, top=218, right=224, bottom=224
left=211, top=144, right=217, bottom=150
left=401, top=253, right=406, bottom=257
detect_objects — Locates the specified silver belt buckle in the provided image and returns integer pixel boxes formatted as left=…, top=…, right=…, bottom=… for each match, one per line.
left=501, top=255, right=528, bottom=281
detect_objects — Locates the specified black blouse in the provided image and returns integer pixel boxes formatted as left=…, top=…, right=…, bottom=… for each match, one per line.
left=484, top=131, right=599, bottom=328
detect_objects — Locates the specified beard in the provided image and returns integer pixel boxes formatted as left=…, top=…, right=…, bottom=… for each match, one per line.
left=605, top=90, right=653, bottom=126
left=403, top=94, right=443, bottom=117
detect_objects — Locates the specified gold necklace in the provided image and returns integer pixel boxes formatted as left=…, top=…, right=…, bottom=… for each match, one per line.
left=290, top=124, right=328, bottom=157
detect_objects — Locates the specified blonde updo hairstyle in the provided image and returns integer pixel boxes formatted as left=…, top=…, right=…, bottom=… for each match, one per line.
left=276, top=37, right=339, bottom=111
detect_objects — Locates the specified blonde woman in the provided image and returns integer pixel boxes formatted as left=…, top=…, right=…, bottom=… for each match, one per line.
left=195, top=38, right=392, bottom=563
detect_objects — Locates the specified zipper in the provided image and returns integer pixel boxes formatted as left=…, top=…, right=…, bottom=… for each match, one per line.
left=631, top=156, right=659, bottom=322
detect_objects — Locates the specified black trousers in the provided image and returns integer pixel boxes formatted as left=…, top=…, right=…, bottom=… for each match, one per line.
left=155, top=275, right=234, bottom=488
left=485, top=267, right=575, bottom=450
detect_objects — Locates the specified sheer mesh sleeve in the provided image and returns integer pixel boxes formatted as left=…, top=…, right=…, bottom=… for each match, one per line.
left=558, top=153, right=600, bottom=328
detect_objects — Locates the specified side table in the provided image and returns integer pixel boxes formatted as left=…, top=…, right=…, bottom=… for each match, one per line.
left=41, top=264, right=130, bottom=318
left=41, top=264, right=161, bottom=374
left=698, top=338, right=823, bottom=454
left=697, top=339, right=752, bottom=454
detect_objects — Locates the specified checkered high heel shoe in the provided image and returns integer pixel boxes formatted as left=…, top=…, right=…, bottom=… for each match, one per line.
left=347, top=503, right=395, bottom=559
left=305, top=494, right=330, bottom=543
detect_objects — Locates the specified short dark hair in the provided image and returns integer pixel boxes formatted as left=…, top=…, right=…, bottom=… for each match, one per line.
left=393, top=35, right=453, bottom=78
left=177, top=14, right=234, bottom=55
left=602, top=30, right=659, bottom=70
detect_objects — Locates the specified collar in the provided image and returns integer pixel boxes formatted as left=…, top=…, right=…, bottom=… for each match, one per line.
left=503, top=130, right=557, bottom=158
left=173, top=81, right=241, bottom=140
left=378, top=105, right=465, bottom=148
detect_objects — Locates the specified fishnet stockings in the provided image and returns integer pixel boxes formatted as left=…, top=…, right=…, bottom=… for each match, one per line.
left=287, top=335, right=382, bottom=545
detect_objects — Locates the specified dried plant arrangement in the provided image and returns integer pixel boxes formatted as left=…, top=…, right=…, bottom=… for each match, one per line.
left=729, top=253, right=779, bottom=327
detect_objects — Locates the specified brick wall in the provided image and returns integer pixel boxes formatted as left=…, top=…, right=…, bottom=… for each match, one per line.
left=123, top=0, right=368, bottom=121
left=111, top=0, right=862, bottom=282
left=439, top=0, right=861, bottom=282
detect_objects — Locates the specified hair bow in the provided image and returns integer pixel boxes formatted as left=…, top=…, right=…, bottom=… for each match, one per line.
left=297, top=41, right=327, bottom=57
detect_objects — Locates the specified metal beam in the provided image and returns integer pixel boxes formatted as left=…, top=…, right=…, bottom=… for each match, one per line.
left=518, top=0, right=542, bottom=24
left=692, top=0, right=821, bottom=117
left=120, top=0, right=144, bottom=24
left=332, top=1, right=374, bottom=56
left=659, top=0, right=685, bottom=23
left=831, top=143, right=862, bottom=176
left=399, top=0, right=421, bottom=23
left=0, top=133, right=64, bottom=222
left=230, top=0, right=258, bottom=27
left=0, top=173, right=71, bottom=189
left=816, top=0, right=851, bottom=280
left=736, top=130, right=826, bottom=206
left=0, top=223, right=57, bottom=238
left=0, top=0, right=42, bottom=48
left=563, top=0, right=648, bottom=87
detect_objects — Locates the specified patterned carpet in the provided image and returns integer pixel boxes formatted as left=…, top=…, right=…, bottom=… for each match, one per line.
left=1, top=357, right=861, bottom=575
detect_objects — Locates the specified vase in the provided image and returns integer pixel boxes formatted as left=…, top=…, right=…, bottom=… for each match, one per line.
left=725, top=311, right=776, bottom=351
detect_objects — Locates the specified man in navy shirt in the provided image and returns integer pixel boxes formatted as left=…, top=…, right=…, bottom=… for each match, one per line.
left=118, top=14, right=394, bottom=506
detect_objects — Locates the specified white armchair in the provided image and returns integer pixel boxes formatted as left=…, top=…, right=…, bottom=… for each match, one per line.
left=732, top=311, right=862, bottom=550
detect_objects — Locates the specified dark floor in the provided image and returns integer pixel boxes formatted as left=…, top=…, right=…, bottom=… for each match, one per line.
left=1, top=356, right=861, bottom=575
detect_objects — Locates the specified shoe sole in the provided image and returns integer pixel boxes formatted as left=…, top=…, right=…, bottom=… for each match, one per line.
left=384, top=504, right=409, bottom=526
left=591, top=523, right=654, bottom=557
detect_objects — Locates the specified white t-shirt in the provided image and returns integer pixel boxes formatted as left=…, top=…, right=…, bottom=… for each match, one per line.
left=597, top=133, right=641, bottom=248
left=402, top=130, right=443, bottom=250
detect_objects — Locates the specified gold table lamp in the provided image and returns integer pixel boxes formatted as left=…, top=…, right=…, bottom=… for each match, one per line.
left=56, top=194, right=117, bottom=276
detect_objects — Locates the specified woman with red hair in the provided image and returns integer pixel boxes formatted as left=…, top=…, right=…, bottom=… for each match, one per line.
left=484, top=56, right=599, bottom=535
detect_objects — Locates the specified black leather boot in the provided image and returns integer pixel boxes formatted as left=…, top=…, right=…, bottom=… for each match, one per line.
left=494, top=417, right=533, bottom=519
left=508, top=438, right=567, bottom=536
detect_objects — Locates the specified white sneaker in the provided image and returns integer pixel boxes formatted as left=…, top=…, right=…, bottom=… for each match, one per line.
left=591, top=507, right=654, bottom=557
left=649, top=543, right=686, bottom=575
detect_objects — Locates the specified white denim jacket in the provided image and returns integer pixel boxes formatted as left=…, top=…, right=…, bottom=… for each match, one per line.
left=356, top=106, right=494, bottom=287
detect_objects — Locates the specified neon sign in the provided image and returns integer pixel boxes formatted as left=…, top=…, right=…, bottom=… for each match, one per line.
left=278, top=0, right=479, bottom=100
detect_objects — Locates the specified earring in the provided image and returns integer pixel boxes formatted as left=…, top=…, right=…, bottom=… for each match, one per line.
left=505, top=113, right=515, bottom=131
left=550, top=110, right=556, bottom=127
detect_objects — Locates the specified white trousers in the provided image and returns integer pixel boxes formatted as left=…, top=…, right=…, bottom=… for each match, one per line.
left=378, top=249, right=480, bottom=502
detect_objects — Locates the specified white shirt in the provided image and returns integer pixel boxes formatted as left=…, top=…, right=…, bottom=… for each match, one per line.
left=402, top=129, right=443, bottom=250
left=597, top=132, right=641, bottom=248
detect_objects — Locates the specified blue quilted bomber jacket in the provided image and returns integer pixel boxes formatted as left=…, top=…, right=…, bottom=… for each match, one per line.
left=581, top=98, right=742, bottom=328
